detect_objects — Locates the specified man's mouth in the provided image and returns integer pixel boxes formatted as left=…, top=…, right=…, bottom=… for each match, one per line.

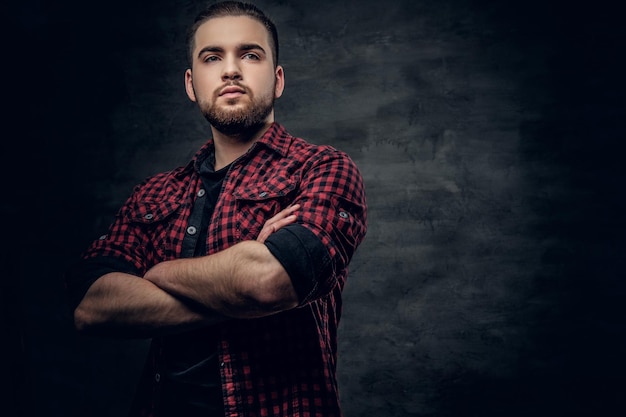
left=219, top=85, right=246, bottom=98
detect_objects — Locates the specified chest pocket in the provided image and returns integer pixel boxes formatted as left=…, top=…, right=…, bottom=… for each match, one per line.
left=232, top=177, right=297, bottom=240
left=124, top=200, right=183, bottom=261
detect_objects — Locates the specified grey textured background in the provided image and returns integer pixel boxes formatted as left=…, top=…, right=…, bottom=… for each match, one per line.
left=4, top=0, right=625, bottom=416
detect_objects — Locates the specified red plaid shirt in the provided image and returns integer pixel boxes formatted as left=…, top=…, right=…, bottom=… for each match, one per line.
left=80, top=123, right=367, bottom=417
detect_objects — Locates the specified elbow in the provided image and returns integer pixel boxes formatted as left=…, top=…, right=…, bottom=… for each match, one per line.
left=73, top=306, right=90, bottom=333
left=73, top=305, right=117, bottom=337
left=229, top=241, right=299, bottom=316
left=73, top=303, right=98, bottom=334
left=245, top=273, right=299, bottom=314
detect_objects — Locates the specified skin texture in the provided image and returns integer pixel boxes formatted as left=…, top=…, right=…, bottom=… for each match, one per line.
left=74, top=16, right=298, bottom=338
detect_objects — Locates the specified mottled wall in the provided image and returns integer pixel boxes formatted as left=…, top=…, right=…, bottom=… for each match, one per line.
left=4, top=0, right=625, bottom=416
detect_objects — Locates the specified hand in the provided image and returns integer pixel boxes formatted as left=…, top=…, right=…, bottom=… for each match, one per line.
left=256, top=204, right=300, bottom=243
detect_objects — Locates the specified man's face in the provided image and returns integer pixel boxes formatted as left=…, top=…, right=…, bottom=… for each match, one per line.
left=185, top=16, right=284, bottom=136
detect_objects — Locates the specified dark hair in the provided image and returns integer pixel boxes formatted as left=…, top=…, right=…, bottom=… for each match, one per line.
left=186, top=1, right=279, bottom=67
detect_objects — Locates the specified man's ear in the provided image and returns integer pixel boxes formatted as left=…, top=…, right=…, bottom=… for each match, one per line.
left=274, top=65, right=285, bottom=99
left=185, top=69, right=197, bottom=102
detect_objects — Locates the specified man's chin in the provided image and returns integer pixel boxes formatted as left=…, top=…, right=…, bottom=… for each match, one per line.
left=202, top=98, right=274, bottom=137
left=213, top=121, right=266, bottom=138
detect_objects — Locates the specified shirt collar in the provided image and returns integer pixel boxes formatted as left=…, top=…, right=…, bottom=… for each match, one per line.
left=253, top=122, right=292, bottom=157
left=180, top=122, right=292, bottom=176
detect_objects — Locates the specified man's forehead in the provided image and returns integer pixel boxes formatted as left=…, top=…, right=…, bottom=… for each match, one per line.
left=194, top=15, right=270, bottom=48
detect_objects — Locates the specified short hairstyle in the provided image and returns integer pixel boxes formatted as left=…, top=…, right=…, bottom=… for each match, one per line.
left=186, top=1, right=279, bottom=67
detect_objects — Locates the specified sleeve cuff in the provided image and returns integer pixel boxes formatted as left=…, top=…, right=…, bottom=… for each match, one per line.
left=263, top=224, right=332, bottom=304
left=64, top=256, right=141, bottom=312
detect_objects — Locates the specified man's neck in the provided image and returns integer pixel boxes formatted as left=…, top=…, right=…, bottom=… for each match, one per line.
left=210, top=121, right=273, bottom=171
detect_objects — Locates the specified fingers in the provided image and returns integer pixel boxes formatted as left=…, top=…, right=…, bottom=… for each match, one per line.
left=256, top=204, right=300, bottom=243
left=268, top=204, right=300, bottom=225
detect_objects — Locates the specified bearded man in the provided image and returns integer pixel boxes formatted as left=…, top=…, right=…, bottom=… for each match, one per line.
left=65, top=2, right=367, bottom=417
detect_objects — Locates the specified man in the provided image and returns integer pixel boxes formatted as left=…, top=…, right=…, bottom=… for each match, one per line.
left=65, top=1, right=367, bottom=416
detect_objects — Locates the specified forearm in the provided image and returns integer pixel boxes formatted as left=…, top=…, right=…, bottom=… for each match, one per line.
left=144, top=240, right=299, bottom=318
left=74, top=272, right=227, bottom=338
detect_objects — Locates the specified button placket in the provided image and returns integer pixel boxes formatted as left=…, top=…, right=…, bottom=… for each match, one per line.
left=180, top=182, right=206, bottom=258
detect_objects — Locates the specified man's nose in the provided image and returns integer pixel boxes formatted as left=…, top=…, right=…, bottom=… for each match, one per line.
left=221, top=56, right=242, bottom=81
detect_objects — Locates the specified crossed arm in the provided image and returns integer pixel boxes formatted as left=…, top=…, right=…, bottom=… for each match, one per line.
left=73, top=205, right=300, bottom=338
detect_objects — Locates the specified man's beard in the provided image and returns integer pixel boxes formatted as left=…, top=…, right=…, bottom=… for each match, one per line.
left=199, top=84, right=274, bottom=137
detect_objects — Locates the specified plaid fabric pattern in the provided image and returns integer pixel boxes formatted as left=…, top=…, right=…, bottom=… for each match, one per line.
left=82, top=123, right=367, bottom=417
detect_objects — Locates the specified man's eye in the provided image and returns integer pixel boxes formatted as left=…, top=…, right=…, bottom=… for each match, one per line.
left=243, top=53, right=260, bottom=60
left=204, top=56, right=219, bottom=62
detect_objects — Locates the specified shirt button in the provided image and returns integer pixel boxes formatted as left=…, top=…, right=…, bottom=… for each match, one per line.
left=339, top=211, right=349, bottom=219
left=144, top=213, right=154, bottom=220
left=154, top=373, right=161, bottom=382
left=98, top=234, right=108, bottom=240
left=186, top=226, right=197, bottom=235
left=259, top=191, right=268, bottom=198
left=197, top=189, right=206, bottom=197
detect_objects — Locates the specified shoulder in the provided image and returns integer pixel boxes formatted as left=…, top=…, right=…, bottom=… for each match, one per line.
left=270, top=123, right=349, bottom=160
left=130, top=164, right=193, bottom=202
left=287, top=134, right=357, bottom=167
left=297, top=143, right=363, bottom=185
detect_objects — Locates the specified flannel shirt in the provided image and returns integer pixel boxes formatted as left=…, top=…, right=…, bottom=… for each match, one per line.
left=74, top=123, right=367, bottom=417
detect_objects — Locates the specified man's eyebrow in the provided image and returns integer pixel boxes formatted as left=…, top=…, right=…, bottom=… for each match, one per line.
left=196, top=43, right=266, bottom=58
left=197, top=45, right=224, bottom=58
left=238, top=43, right=266, bottom=55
